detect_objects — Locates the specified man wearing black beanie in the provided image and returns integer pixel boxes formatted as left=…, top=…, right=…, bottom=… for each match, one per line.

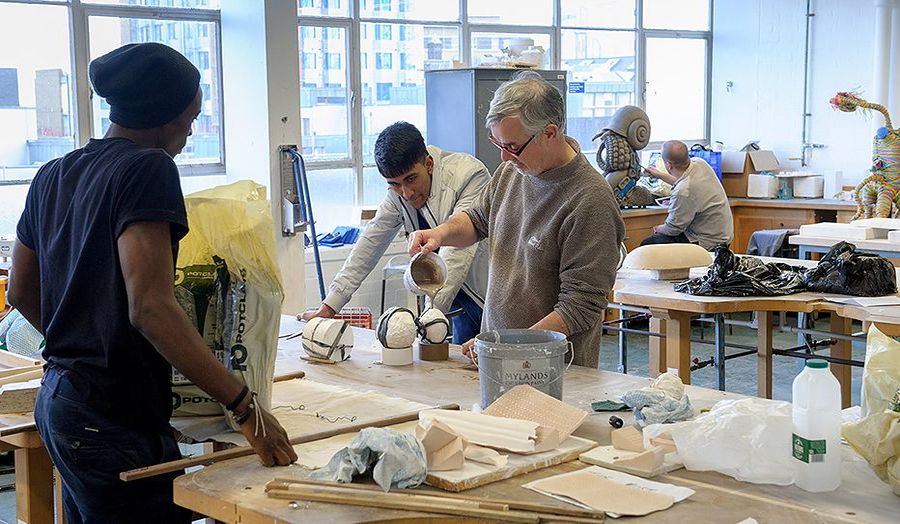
left=7, top=43, right=296, bottom=522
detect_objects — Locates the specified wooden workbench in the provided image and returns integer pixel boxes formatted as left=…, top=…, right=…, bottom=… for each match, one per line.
left=613, top=259, right=900, bottom=407
left=172, top=316, right=896, bottom=523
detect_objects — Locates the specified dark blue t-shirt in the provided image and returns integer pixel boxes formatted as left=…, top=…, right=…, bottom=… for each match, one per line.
left=17, top=138, right=188, bottom=433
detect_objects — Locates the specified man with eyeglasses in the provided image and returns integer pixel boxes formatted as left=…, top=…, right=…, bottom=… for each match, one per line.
left=408, top=71, right=625, bottom=368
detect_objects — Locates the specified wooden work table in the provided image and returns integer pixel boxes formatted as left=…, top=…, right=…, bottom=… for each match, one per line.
left=621, top=198, right=857, bottom=253
left=613, top=258, right=900, bottom=407
left=172, top=315, right=895, bottom=523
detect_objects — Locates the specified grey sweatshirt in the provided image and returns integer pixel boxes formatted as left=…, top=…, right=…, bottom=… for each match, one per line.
left=464, top=138, right=625, bottom=368
left=656, top=158, right=734, bottom=249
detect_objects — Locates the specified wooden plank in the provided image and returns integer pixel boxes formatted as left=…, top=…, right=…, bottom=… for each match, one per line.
left=757, top=311, right=773, bottom=399
left=16, top=445, right=53, bottom=524
left=830, top=314, right=852, bottom=409
left=121, top=403, right=460, bottom=482
left=0, top=351, right=41, bottom=369
left=0, top=368, right=43, bottom=387
left=0, top=379, right=39, bottom=414
left=424, top=435, right=596, bottom=492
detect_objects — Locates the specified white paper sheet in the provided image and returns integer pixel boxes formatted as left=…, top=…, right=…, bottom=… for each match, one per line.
left=524, top=465, right=694, bottom=518
left=821, top=295, right=900, bottom=307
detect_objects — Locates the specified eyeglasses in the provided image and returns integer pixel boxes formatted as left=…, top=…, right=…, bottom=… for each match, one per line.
left=488, top=133, right=536, bottom=157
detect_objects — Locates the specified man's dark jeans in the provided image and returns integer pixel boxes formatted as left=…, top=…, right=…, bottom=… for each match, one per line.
left=35, top=366, right=191, bottom=524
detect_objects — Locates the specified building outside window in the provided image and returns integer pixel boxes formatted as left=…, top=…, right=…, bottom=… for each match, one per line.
left=0, top=0, right=224, bottom=237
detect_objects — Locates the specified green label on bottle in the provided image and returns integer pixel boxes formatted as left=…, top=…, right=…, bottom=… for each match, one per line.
left=792, top=433, right=827, bottom=464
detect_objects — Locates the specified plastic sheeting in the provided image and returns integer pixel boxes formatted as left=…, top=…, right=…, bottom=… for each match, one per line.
left=674, top=245, right=806, bottom=296
left=804, top=241, right=897, bottom=296
left=676, top=242, right=898, bottom=297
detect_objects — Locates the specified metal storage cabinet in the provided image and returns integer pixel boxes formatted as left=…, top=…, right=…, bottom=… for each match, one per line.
left=425, top=68, right=567, bottom=173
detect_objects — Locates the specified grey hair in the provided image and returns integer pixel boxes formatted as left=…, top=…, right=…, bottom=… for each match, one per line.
left=485, top=71, right=566, bottom=134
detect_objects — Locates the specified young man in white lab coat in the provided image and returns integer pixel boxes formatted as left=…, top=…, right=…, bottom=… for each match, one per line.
left=300, top=122, right=490, bottom=343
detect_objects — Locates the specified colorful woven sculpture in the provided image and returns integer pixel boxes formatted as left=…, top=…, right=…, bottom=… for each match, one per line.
left=830, top=91, right=900, bottom=219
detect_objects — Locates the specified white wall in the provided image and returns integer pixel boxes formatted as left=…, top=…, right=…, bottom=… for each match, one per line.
left=221, top=0, right=306, bottom=312
left=712, top=0, right=876, bottom=184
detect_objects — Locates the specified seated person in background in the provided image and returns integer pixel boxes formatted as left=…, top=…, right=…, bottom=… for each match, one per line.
left=300, top=122, right=490, bottom=344
left=642, top=140, right=733, bottom=249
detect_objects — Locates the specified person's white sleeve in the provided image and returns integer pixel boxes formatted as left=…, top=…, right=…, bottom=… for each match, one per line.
left=428, top=165, right=490, bottom=313
left=323, top=195, right=403, bottom=313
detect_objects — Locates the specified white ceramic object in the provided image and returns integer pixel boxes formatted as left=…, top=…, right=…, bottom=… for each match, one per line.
left=376, top=307, right=418, bottom=349
left=417, top=308, right=450, bottom=344
left=404, top=252, right=448, bottom=297
left=623, top=244, right=712, bottom=280
left=382, top=346, right=413, bottom=366
left=301, top=317, right=353, bottom=361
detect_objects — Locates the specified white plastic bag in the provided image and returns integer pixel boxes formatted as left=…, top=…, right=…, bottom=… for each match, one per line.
left=862, top=325, right=900, bottom=418
left=644, top=398, right=794, bottom=485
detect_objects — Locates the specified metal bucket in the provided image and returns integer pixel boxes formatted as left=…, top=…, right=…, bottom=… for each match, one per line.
left=474, top=329, right=571, bottom=408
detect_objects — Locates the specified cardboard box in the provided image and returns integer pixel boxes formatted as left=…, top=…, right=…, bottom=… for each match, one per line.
left=721, top=150, right=780, bottom=197
left=747, top=174, right=779, bottom=198
left=773, top=171, right=826, bottom=198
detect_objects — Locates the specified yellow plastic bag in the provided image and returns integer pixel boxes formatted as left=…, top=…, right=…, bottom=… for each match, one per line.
left=862, top=325, right=900, bottom=418
left=842, top=411, right=900, bottom=496
left=172, top=180, right=284, bottom=430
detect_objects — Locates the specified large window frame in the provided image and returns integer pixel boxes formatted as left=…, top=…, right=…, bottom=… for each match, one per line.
left=0, top=0, right=225, bottom=189
left=298, top=0, right=712, bottom=208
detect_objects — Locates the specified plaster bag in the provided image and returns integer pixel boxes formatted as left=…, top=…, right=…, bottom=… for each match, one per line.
left=842, top=410, right=900, bottom=496
left=861, top=325, right=900, bottom=418
left=172, top=180, right=284, bottom=430
left=644, top=398, right=794, bottom=485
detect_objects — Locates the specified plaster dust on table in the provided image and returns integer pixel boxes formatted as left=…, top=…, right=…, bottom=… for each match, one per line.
left=171, top=379, right=428, bottom=446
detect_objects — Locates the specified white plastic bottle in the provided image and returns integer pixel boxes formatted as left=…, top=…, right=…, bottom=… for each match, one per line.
left=791, top=359, right=842, bottom=492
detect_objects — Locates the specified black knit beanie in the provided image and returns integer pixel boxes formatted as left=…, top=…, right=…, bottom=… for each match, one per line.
left=89, top=43, right=201, bottom=129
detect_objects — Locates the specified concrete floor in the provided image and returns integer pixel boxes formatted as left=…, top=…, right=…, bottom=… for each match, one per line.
left=0, top=312, right=865, bottom=521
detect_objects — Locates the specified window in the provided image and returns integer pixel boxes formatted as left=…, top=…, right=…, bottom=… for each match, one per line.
left=376, top=82, right=391, bottom=102
left=300, top=26, right=316, bottom=39
left=375, top=52, right=392, bottom=69
left=0, top=1, right=74, bottom=236
left=470, top=32, right=552, bottom=68
left=645, top=37, right=707, bottom=141
left=399, top=53, right=415, bottom=70
left=361, top=0, right=458, bottom=21
left=561, top=30, right=635, bottom=151
left=325, top=53, right=342, bottom=70
left=88, top=16, right=222, bottom=165
left=643, top=0, right=710, bottom=30
left=298, top=25, right=350, bottom=161
left=85, top=1, right=220, bottom=7
left=561, top=0, right=635, bottom=29
left=298, top=0, right=348, bottom=17
left=296, top=0, right=710, bottom=225
left=375, top=24, right=392, bottom=41
left=467, top=0, right=553, bottom=26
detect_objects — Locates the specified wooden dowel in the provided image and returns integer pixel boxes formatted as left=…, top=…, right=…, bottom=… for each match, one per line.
left=266, top=487, right=540, bottom=523
left=0, top=422, right=37, bottom=437
left=266, top=478, right=605, bottom=520
left=272, top=370, right=305, bottom=382
left=120, top=403, right=459, bottom=482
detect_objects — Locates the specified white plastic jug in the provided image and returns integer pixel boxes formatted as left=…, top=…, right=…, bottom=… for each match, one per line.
left=791, top=359, right=842, bottom=492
